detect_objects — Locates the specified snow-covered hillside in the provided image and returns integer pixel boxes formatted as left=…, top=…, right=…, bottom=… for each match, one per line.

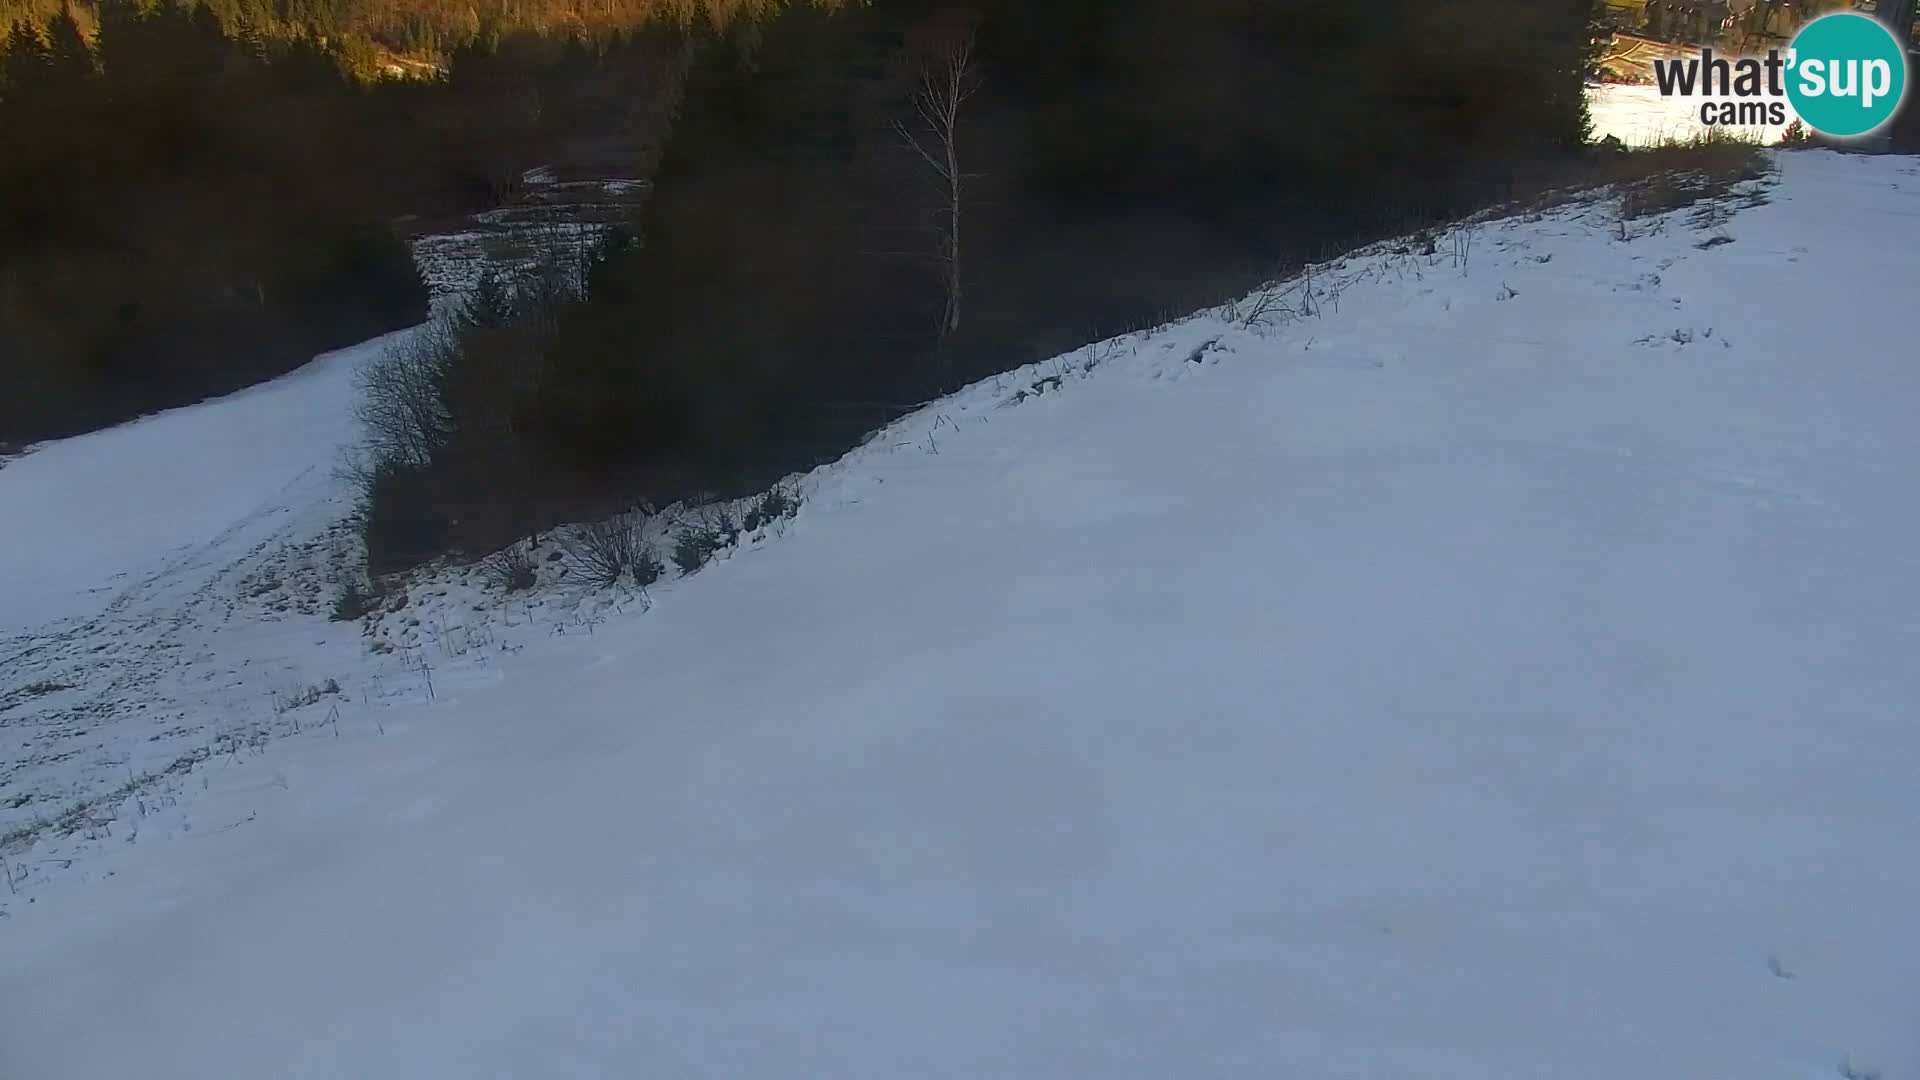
left=0, top=330, right=406, bottom=852
left=3, top=150, right=1918, bottom=1080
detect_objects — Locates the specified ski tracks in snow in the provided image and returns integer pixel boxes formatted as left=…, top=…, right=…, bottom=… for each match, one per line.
left=1, top=461, right=361, bottom=852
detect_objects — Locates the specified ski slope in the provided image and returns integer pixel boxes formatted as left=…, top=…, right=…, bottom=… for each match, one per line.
left=0, top=336, right=376, bottom=636
left=3, top=150, right=1919, bottom=1079
left=0, top=329, right=421, bottom=863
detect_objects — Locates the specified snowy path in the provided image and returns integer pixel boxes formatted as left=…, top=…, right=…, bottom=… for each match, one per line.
left=0, top=161, right=639, bottom=864
left=4, top=152, right=1919, bottom=1079
left=0, top=331, right=433, bottom=857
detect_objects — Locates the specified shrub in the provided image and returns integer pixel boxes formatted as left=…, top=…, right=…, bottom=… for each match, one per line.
left=562, top=511, right=663, bottom=589
left=742, top=485, right=800, bottom=532
left=356, top=457, right=450, bottom=575
left=479, top=540, right=539, bottom=593
left=671, top=510, right=738, bottom=576
left=331, top=581, right=373, bottom=622
left=352, top=320, right=459, bottom=474
left=272, top=681, right=341, bottom=713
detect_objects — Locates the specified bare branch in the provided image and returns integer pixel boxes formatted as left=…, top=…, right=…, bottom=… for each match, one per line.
left=893, top=24, right=980, bottom=340
left=894, top=120, right=952, bottom=181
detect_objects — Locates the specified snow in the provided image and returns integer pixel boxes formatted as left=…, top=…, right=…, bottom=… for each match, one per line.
left=0, top=331, right=397, bottom=855
left=409, top=167, right=648, bottom=296
left=4, top=150, right=1919, bottom=1080
left=1588, top=82, right=1798, bottom=146
left=0, top=345, right=369, bottom=636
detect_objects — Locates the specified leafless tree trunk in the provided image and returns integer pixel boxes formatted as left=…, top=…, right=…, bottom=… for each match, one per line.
left=895, top=28, right=979, bottom=339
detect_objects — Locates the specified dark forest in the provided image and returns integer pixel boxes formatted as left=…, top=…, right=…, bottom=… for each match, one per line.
left=5, top=0, right=1606, bottom=569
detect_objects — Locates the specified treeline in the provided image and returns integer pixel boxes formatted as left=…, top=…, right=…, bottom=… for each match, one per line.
left=0, top=1, right=684, bottom=446
left=0, top=4, right=425, bottom=445
left=355, top=0, right=1602, bottom=571
left=0, top=0, right=812, bottom=71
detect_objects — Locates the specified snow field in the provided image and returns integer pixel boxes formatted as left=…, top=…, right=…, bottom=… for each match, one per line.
left=2, top=150, right=1917, bottom=1080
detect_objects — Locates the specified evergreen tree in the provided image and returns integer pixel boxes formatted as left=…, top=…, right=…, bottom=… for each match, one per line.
left=43, top=8, right=90, bottom=80
left=1, top=20, right=53, bottom=101
left=457, top=268, right=515, bottom=332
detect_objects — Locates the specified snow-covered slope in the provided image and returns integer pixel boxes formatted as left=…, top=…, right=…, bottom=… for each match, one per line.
left=0, top=335, right=373, bottom=635
left=0, top=330, right=414, bottom=858
left=4, top=151, right=1918, bottom=1080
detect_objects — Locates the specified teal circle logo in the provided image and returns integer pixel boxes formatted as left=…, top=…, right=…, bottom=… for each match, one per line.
left=1786, top=13, right=1908, bottom=138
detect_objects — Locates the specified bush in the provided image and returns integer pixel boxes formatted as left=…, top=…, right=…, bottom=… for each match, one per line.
left=356, top=457, right=451, bottom=575
left=331, top=580, right=374, bottom=622
left=742, top=485, right=800, bottom=533
left=671, top=510, right=738, bottom=577
left=352, top=320, right=459, bottom=474
left=562, top=511, right=663, bottom=589
left=479, top=540, right=539, bottom=593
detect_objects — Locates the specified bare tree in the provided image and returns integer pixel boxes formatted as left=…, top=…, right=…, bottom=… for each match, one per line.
left=894, top=26, right=980, bottom=339
left=352, top=319, right=458, bottom=471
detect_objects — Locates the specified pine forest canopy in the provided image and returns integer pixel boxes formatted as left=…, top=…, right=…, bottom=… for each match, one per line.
left=0, top=0, right=837, bottom=68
